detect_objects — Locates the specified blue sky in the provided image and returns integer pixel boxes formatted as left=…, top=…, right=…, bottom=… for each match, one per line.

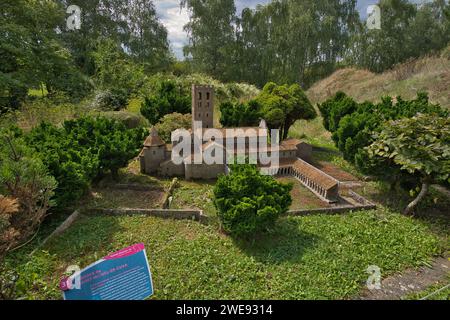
left=154, top=0, right=427, bottom=59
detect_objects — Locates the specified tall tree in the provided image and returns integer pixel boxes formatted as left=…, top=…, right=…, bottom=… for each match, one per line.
left=181, top=0, right=237, bottom=80
left=127, top=0, right=172, bottom=72
left=366, top=114, right=450, bottom=215
left=234, top=0, right=359, bottom=87
left=0, top=0, right=89, bottom=112
left=348, top=0, right=450, bottom=73
left=57, top=0, right=171, bottom=75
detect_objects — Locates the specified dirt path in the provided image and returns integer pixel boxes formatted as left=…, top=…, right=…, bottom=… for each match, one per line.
left=357, top=257, right=450, bottom=300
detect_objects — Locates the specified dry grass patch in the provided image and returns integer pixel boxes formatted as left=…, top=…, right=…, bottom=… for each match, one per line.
left=307, top=52, right=450, bottom=108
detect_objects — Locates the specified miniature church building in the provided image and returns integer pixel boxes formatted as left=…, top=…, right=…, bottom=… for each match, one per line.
left=139, top=84, right=339, bottom=203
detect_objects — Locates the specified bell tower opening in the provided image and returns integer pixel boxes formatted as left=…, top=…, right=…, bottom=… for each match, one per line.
left=192, top=85, right=214, bottom=130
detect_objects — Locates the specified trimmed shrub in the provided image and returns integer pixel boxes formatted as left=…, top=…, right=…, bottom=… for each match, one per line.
left=25, top=117, right=148, bottom=207
left=214, top=165, right=292, bottom=236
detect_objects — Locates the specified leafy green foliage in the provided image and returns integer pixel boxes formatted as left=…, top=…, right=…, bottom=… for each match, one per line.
left=25, top=117, right=147, bottom=207
left=214, top=165, right=292, bottom=236
left=0, top=0, right=91, bottom=113
left=154, top=113, right=192, bottom=143
left=219, top=100, right=261, bottom=128
left=92, top=39, right=145, bottom=109
left=0, top=129, right=56, bottom=260
left=140, top=74, right=260, bottom=107
left=349, top=0, right=450, bottom=73
left=367, top=114, right=450, bottom=184
left=320, top=92, right=448, bottom=164
left=140, top=80, right=191, bottom=125
left=255, top=83, right=316, bottom=139
left=365, top=114, right=450, bottom=214
left=220, top=83, right=316, bottom=139
left=182, top=0, right=359, bottom=87
left=181, top=0, right=237, bottom=80
left=58, top=0, right=171, bottom=75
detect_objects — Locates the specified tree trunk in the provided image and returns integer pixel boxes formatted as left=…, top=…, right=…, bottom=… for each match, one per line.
left=403, top=180, right=430, bottom=216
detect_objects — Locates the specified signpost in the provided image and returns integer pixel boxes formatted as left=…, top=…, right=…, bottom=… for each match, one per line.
left=60, top=243, right=153, bottom=300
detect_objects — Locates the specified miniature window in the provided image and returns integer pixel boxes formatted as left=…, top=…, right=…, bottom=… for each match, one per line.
left=199, top=92, right=202, bottom=100
left=206, top=92, right=210, bottom=100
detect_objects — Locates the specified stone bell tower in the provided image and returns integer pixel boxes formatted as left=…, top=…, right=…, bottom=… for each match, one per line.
left=192, top=85, right=214, bottom=129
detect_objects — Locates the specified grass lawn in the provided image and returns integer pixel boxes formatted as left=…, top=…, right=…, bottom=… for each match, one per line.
left=80, top=188, right=165, bottom=210
left=277, top=177, right=330, bottom=210
left=170, top=180, right=216, bottom=216
left=5, top=209, right=444, bottom=300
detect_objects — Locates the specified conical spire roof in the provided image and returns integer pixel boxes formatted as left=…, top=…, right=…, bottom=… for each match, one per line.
left=144, top=128, right=165, bottom=147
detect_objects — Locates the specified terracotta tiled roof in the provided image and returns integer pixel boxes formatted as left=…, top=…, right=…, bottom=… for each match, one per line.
left=190, top=127, right=268, bottom=138
left=293, top=159, right=338, bottom=190
left=144, top=128, right=165, bottom=147
left=281, top=138, right=302, bottom=146
left=202, top=141, right=226, bottom=151
left=258, top=158, right=297, bottom=168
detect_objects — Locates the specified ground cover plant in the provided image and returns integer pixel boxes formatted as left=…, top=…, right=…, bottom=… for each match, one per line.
left=2, top=209, right=444, bottom=300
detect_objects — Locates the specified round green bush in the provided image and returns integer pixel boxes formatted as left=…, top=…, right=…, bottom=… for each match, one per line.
left=213, top=165, right=292, bottom=236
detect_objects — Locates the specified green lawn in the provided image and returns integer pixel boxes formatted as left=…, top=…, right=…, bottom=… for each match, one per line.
left=5, top=209, right=444, bottom=300
left=277, top=177, right=330, bottom=210
left=170, top=180, right=216, bottom=216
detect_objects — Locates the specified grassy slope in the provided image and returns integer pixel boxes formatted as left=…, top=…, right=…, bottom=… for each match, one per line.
left=307, top=52, right=450, bottom=108
left=7, top=211, right=443, bottom=300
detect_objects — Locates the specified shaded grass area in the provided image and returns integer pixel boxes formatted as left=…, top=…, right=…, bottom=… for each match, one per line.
left=277, top=177, right=329, bottom=210
left=170, top=180, right=216, bottom=216
left=79, top=188, right=165, bottom=210
left=97, top=159, right=171, bottom=189
left=5, top=210, right=444, bottom=300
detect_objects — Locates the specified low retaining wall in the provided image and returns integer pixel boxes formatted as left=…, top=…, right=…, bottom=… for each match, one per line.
left=87, top=208, right=210, bottom=224
left=287, top=204, right=376, bottom=216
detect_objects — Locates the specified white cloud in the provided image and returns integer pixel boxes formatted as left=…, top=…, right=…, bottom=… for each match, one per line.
left=155, top=0, right=272, bottom=60
left=154, top=0, right=189, bottom=59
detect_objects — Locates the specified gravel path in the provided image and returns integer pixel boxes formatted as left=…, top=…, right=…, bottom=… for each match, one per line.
left=357, top=257, right=450, bottom=300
